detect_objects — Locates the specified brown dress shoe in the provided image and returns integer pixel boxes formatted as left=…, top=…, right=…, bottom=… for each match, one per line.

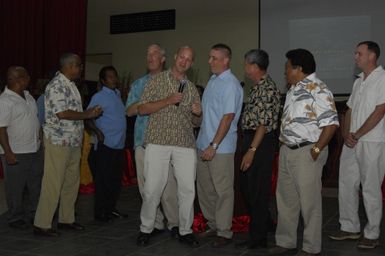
left=197, top=228, right=216, bottom=238
left=33, top=226, right=60, bottom=237
left=57, top=222, right=85, bottom=231
left=212, top=236, right=232, bottom=247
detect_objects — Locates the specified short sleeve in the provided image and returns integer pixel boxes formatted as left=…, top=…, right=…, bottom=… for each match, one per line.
left=375, top=75, right=385, bottom=106
left=313, top=87, right=339, bottom=127
left=46, top=83, right=68, bottom=114
left=221, top=83, right=239, bottom=115
left=126, top=80, right=141, bottom=107
left=0, top=99, right=11, bottom=127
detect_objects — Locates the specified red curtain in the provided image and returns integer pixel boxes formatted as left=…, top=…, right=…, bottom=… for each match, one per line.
left=0, top=0, right=87, bottom=89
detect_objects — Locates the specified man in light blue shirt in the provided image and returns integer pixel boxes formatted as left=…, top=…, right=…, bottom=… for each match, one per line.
left=87, top=66, right=127, bottom=222
left=126, top=44, right=179, bottom=237
left=196, top=44, right=243, bottom=247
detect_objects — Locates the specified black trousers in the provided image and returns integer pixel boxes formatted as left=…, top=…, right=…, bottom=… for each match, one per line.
left=88, top=143, right=124, bottom=217
left=240, top=131, right=276, bottom=241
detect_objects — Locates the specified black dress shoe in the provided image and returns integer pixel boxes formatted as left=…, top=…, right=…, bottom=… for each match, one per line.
left=151, top=228, right=165, bottom=236
left=137, top=232, right=150, bottom=246
left=95, top=214, right=114, bottom=223
left=111, top=209, right=128, bottom=219
left=179, top=233, right=200, bottom=248
left=33, top=226, right=60, bottom=237
left=57, top=222, right=85, bottom=231
left=170, top=226, right=180, bottom=239
left=9, top=219, right=29, bottom=230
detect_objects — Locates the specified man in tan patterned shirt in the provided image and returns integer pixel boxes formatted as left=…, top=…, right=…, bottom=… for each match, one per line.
left=271, top=49, right=339, bottom=255
left=136, top=46, right=202, bottom=247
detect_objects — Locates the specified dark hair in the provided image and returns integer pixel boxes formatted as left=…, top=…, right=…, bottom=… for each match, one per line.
left=357, top=41, right=381, bottom=59
left=285, top=49, right=316, bottom=74
left=99, top=66, right=118, bottom=82
left=211, top=43, right=232, bottom=58
left=244, top=49, right=269, bottom=71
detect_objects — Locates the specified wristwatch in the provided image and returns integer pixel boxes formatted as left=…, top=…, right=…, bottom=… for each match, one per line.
left=312, top=145, right=321, bottom=154
left=210, top=142, right=218, bottom=150
left=249, top=146, right=257, bottom=152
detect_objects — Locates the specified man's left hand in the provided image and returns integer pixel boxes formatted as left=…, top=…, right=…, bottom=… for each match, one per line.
left=310, top=148, right=319, bottom=161
left=192, top=102, right=202, bottom=116
left=200, top=146, right=216, bottom=161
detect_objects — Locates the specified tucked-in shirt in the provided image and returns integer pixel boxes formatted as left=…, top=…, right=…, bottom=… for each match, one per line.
left=196, top=69, right=244, bottom=153
left=0, top=87, right=40, bottom=154
left=347, top=65, right=385, bottom=142
left=125, top=74, right=150, bottom=148
left=88, top=86, right=127, bottom=149
left=241, top=74, right=281, bottom=133
left=43, top=72, right=84, bottom=147
left=280, top=73, right=339, bottom=146
left=140, top=70, right=201, bottom=148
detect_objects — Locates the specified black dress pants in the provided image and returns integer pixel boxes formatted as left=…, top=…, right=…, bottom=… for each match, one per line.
left=88, top=143, right=124, bottom=217
left=240, top=131, right=276, bottom=242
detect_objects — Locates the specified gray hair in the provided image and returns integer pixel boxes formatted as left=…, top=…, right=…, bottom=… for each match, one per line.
left=148, top=44, right=166, bottom=57
left=59, top=53, right=80, bottom=69
left=244, top=49, right=269, bottom=71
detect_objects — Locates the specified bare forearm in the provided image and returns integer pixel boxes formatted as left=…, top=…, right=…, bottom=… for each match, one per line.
left=250, top=125, right=266, bottom=149
left=315, top=125, right=338, bottom=150
left=211, top=114, right=234, bottom=145
left=138, top=99, right=169, bottom=115
left=343, top=108, right=352, bottom=137
left=0, top=127, right=12, bottom=154
left=355, top=104, right=385, bottom=138
left=56, top=110, right=88, bottom=120
left=126, top=102, right=140, bottom=117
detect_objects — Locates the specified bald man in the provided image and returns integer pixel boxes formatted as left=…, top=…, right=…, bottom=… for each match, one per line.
left=33, top=53, right=102, bottom=236
left=0, top=67, right=43, bottom=229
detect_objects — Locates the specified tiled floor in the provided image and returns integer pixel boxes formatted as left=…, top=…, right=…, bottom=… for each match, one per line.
left=0, top=183, right=384, bottom=256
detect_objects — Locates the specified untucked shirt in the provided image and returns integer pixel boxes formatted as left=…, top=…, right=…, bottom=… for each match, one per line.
left=280, top=73, right=339, bottom=146
left=196, top=69, right=244, bottom=153
left=347, top=65, right=385, bottom=142
left=140, top=70, right=200, bottom=148
left=88, top=86, right=127, bottom=149
left=125, top=74, right=151, bottom=148
left=43, top=72, right=84, bottom=147
left=0, top=87, right=40, bottom=154
left=242, top=74, right=281, bottom=133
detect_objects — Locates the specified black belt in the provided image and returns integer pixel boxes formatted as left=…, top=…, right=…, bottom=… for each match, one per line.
left=286, top=141, right=313, bottom=150
left=242, top=129, right=256, bottom=134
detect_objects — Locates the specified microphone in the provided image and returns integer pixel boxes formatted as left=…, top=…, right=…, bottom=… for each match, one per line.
left=175, top=79, right=187, bottom=106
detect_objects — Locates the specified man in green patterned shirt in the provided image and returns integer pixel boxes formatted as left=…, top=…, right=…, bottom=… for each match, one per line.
left=136, top=46, right=202, bottom=247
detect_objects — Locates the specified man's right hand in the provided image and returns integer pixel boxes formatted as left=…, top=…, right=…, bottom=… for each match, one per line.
left=344, top=132, right=358, bottom=148
left=96, top=130, right=105, bottom=143
left=166, top=92, right=183, bottom=105
left=5, top=151, right=17, bottom=165
left=85, top=105, right=103, bottom=119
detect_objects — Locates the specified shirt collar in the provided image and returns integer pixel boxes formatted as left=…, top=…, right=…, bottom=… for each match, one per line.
left=3, top=87, right=29, bottom=99
left=212, top=69, right=232, bottom=80
left=357, top=65, right=384, bottom=79
left=56, top=71, right=73, bottom=84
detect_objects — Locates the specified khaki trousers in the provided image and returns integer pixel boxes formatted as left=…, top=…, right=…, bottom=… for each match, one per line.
left=140, top=144, right=196, bottom=235
left=135, top=146, right=178, bottom=230
left=197, top=153, right=234, bottom=239
left=275, top=144, right=327, bottom=254
left=34, top=138, right=81, bottom=229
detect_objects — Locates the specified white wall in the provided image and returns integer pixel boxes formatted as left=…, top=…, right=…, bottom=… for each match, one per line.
left=261, top=0, right=385, bottom=94
left=86, top=0, right=259, bottom=87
